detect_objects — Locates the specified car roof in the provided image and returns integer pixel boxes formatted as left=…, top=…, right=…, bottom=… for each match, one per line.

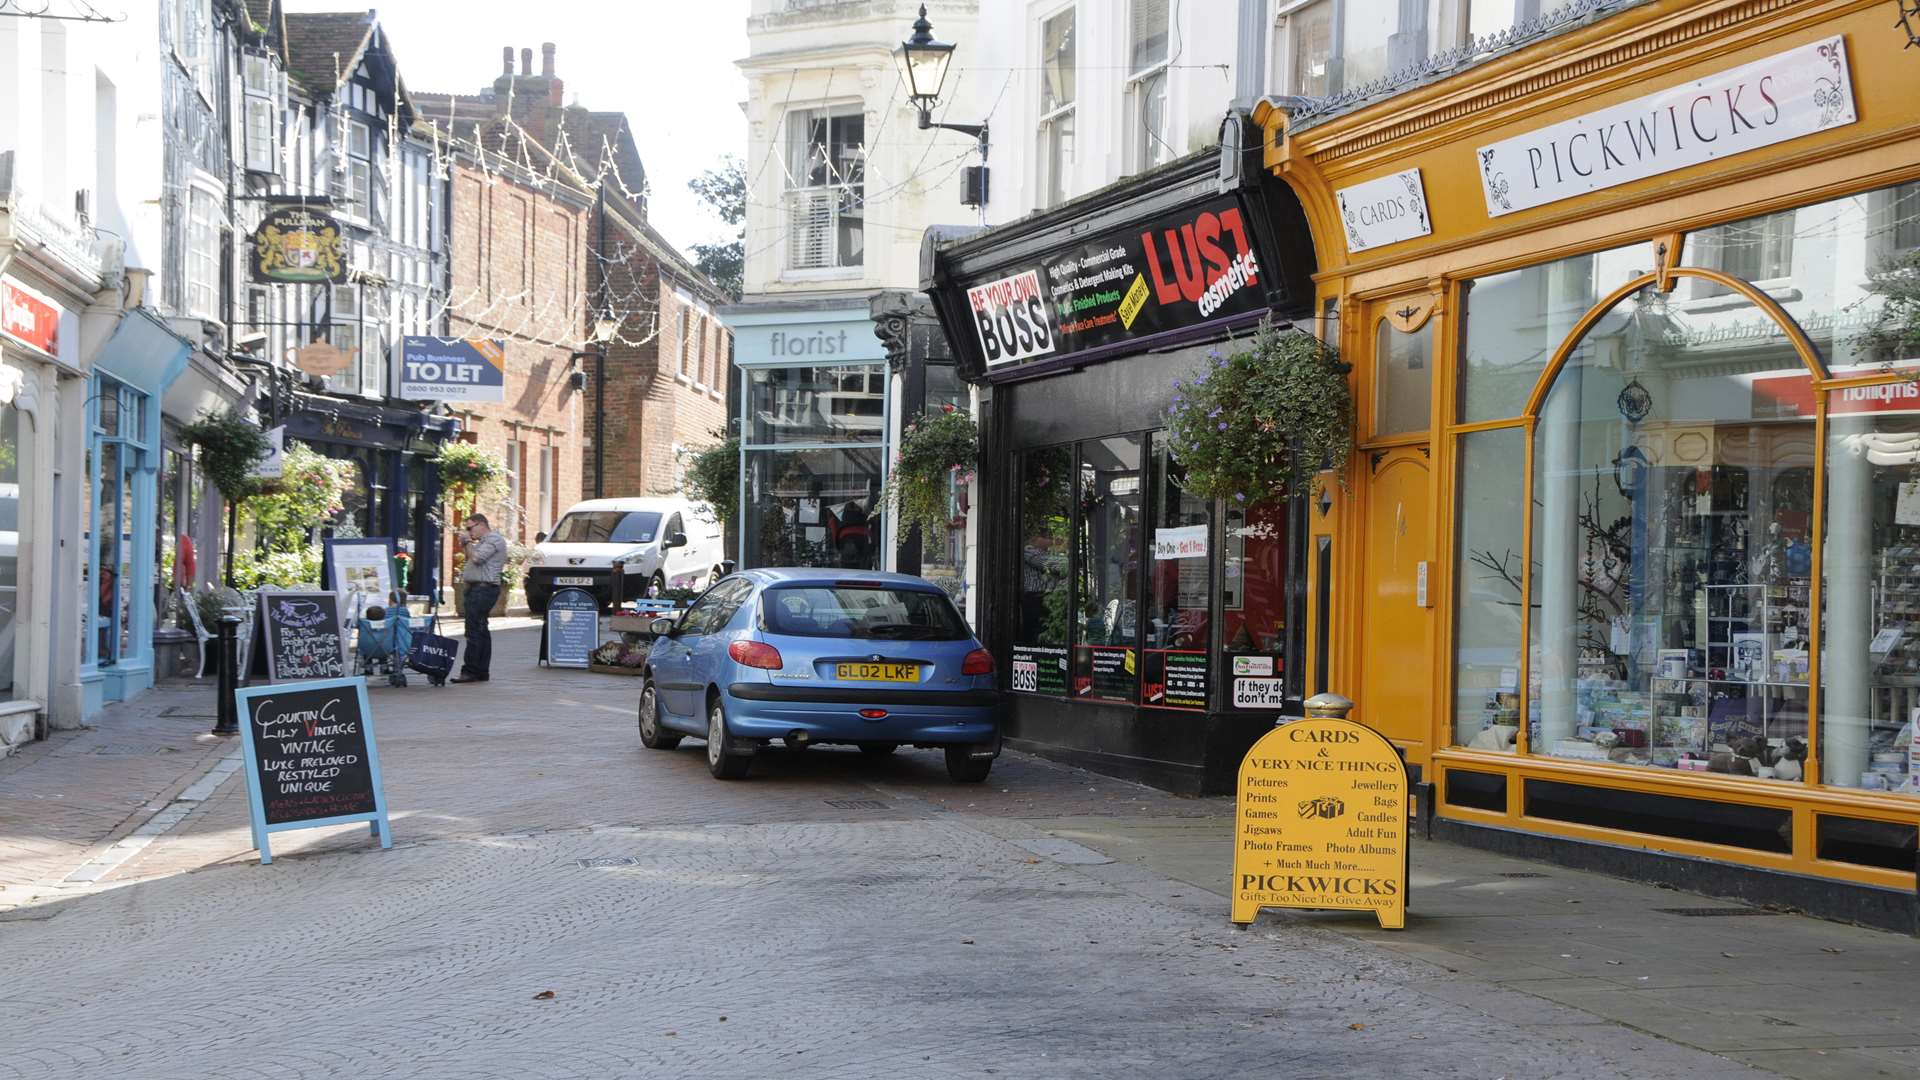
left=742, top=567, right=949, bottom=591
left=560, top=497, right=698, bottom=514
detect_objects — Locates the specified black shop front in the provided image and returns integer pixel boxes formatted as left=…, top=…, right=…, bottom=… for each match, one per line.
left=924, top=143, right=1319, bottom=794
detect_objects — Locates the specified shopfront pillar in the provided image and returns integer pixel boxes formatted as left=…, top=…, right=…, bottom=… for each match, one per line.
left=1822, top=424, right=1874, bottom=787
left=1536, top=362, right=1584, bottom=748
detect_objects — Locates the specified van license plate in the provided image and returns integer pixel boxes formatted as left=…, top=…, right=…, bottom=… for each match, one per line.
left=554, top=576, right=593, bottom=586
left=836, top=662, right=918, bottom=682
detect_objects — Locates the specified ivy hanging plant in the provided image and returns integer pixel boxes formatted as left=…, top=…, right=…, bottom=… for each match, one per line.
left=1166, top=317, right=1352, bottom=508
left=178, top=410, right=269, bottom=504
left=885, top=405, right=978, bottom=547
left=433, top=441, right=506, bottom=518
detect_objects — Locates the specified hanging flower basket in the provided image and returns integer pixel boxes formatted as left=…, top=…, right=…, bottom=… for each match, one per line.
left=1166, top=318, right=1352, bottom=508
left=885, top=405, right=978, bottom=547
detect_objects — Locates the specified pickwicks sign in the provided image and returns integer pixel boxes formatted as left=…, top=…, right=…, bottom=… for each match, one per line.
left=1230, top=717, right=1410, bottom=930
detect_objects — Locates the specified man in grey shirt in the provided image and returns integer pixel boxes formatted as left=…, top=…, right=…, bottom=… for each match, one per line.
left=452, top=513, right=507, bottom=683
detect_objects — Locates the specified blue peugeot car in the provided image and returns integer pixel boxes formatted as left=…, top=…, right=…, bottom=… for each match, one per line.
left=638, top=568, right=1002, bottom=782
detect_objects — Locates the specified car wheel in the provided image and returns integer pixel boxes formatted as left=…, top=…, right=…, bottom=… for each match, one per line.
left=945, top=747, right=992, bottom=783
left=857, top=742, right=898, bottom=756
left=638, top=683, right=681, bottom=750
left=648, top=572, right=666, bottom=599
left=706, top=695, right=753, bottom=779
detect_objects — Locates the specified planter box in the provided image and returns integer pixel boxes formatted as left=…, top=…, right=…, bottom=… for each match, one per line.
left=588, top=663, right=647, bottom=677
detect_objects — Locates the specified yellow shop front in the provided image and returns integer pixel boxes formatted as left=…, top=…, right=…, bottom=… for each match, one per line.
left=1257, top=0, right=1920, bottom=927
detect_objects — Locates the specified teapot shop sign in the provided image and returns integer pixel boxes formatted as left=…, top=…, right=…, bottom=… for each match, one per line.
left=250, top=206, right=350, bottom=283
left=1230, top=717, right=1409, bottom=929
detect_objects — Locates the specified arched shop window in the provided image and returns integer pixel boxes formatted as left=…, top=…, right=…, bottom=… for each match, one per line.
left=1450, top=180, right=1920, bottom=801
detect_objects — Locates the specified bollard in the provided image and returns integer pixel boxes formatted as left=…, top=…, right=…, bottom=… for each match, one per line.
left=1303, top=692, right=1355, bottom=719
left=212, top=614, right=241, bottom=736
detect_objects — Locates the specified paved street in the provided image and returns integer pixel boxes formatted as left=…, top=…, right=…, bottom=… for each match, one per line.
left=0, top=627, right=1911, bottom=1078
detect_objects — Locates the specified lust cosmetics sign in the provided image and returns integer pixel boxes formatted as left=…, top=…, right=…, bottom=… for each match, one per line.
left=1476, top=37, right=1857, bottom=217
left=1, top=275, right=63, bottom=357
left=962, top=194, right=1273, bottom=375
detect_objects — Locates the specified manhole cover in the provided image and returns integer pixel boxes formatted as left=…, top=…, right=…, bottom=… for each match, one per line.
left=576, top=857, right=639, bottom=869
left=825, top=799, right=889, bottom=810
left=92, top=744, right=176, bottom=755
left=1497, top=872, right=1550, bottom=879
left=1655, top=906, right=1780, bottom=917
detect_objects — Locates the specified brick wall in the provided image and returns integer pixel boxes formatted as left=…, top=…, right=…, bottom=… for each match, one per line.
left=582, top=210, right=732, bottom=503
left=443, top=161, right=589, bottom=576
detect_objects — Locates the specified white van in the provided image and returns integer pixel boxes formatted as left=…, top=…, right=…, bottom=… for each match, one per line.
left=525, top=497, right=727, bottom=613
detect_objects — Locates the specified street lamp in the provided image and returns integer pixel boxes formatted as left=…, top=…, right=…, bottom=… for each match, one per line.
left=896, top=5, right=988, bottom=160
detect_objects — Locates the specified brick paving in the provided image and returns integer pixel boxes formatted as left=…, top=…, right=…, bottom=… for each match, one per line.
left=0, top=626, right=1852, bottom=1077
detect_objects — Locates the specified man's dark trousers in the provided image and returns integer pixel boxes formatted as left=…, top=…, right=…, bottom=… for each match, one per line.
left=462, top=583, right=499, bottom=679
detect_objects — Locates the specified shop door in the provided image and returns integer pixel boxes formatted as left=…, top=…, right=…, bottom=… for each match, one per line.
left=1359, top=447, right=1432, bottom=762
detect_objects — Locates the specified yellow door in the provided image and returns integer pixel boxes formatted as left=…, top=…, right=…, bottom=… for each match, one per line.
left=1359, top=448, right=1433, bottom=764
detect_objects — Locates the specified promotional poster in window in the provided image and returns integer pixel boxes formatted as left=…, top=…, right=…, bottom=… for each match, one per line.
left=962, top=194, right=1273, bottom=377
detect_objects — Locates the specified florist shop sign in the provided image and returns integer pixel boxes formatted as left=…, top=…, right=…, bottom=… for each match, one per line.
left=250, top=206, right=350, bottom=284
left=961, top=194, right=1273, bottom=377
left=1476, top=36, right=1856, bottom=217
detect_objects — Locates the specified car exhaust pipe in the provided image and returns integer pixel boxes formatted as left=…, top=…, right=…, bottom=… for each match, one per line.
left=788, top=730, right=810, bottom=744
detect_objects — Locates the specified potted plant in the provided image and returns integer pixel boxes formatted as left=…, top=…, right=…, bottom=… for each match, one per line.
left=1164, top=318, right=1352, bottom=508
left=178, top=410, right=269, bottom=586
left=884, top=404, right=978, bottom=547
left=434, top=442, right=507, bottom=614
left=675, top=430, right=740, bottom=533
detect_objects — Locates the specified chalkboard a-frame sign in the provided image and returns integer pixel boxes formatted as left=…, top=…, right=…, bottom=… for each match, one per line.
left=234, top=677, right=392, bottom=864
left=255, top=588, right=349, bottom=682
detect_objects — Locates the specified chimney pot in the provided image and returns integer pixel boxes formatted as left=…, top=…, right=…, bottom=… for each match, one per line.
left=542, top=42, right=556, bottom=78
left=521, top=48, right=532, bottom=76
left=501, top=46, right=513, bottom=76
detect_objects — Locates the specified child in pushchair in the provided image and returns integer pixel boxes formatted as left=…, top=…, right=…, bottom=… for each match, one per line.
left=355, top=604, right=415, bottom=687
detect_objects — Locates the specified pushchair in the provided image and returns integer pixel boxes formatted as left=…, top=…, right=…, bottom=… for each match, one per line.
left=355, top=604, right=416, bottom=687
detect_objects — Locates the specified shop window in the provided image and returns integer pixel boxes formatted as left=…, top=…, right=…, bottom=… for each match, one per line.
left=741, top=446, right=883, bottom=571
left=1819, top=398, right=1920, bottom=798
left=1452, top=427, right=1525, bottom=752
left=1689, top=183, right=1920, bottom=370
left=1037, top=7, right=1076, bottom=209
left=1072, top=436, right=1143, bottom=703
left=746, top=364, right=887, bottom=445
left=1012, top=445, right=1073, bottom=694
left=1144, top=432, right=1209, bottom=711
left=785, top=107, right=864, bottom=271
left=1222, top=499, right=1292, bottom=709
left=1528, top=281, right=1815, bottom=777
left=1125, top=0, right=1170, bottom=175
left=1456, top=242, right=1653, bottom=423
left=1373, top=317, right=1432, bottom=438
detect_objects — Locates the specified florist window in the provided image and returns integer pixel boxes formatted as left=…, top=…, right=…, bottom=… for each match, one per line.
left=746, top=364, right=886, bottom=445
left=1528, top=279, right=1814, bottom=778
left=742, top=446, right=883, bottom=571
left=1072, top=436, right=1144, bottom=704
left=1012, top=446, right=1072, bottom=695
left=1145, top=431, right=1210, bottom=711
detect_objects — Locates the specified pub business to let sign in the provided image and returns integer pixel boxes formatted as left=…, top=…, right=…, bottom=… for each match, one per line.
left=398, top=337, right=507, bottom=403
left=963, top=194, right=1270, bottom=374
left=1476, top=37, right=1856, bottom=217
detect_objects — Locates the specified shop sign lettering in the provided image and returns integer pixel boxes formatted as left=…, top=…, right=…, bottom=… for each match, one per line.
left=957, top=194, right=1273, bottom=378
left=1231, top=717, right=1409, bottom=930
left=968, top=269, right=1056, bottom=367
left=250, top=206, right=349, bottom=283
left=1232, top=655, right=1273, bottom=677
left=1476, top=37, right=1856, bottom=217
left=1009, top=644, right=1068, bottom=696
left=0, top=275, right=62, bottom=356
left=1233, top=676, right=1287, bottom=708
left=1334, top=169, right=1432, bottom=253
left=398, top=337, right=507, bottom=402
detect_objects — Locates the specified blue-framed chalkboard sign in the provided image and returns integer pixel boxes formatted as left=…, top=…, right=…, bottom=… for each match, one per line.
left=234, top=677, right=393, bottom=864
left=544, top=587, right=598, bottom=668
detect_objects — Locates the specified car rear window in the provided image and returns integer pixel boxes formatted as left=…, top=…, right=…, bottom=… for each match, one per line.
left=761, top=584, right=970, bottom=640
left=548, top=511, right=661, bottom=544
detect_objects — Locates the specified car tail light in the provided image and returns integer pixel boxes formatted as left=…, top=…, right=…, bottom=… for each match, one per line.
left=728, top=640, right=783, bottom=670
left=858, top=708, right=889, bottom=719
left=961, top=648, right=995, bottom=675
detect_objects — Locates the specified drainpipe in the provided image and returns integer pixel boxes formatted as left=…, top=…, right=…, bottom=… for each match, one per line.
left=593, top=185, right=606, bottom=499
